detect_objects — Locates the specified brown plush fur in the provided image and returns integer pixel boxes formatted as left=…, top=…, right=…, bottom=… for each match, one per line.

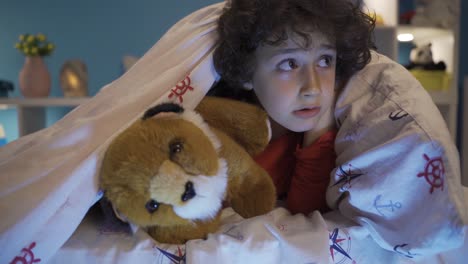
left=100, top=96, right=276, bottom=244
left=196, top=96, right=271, bottom=157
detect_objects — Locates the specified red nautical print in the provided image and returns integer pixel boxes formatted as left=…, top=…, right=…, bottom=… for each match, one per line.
left=168, top=76, right=194, bottom=103
left=10, top=242, right=41, bottom=264
left=277, top=224, right=287, bottom=232
left=417, top=154, right=444, bottom=194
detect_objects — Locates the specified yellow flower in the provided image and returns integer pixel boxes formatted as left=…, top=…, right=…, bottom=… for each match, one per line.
left=37, top=33, right=46, bottom=41
left=16, top=33, right=54, bottom=56
left=30, top=47, right=38, bottom=55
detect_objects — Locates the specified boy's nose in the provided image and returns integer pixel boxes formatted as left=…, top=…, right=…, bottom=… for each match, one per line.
left=300, top=66, right=321, bottom=97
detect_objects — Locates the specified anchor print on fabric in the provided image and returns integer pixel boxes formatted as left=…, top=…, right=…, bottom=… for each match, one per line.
left=373, top=194, right=402, bottom=217
left=154, top=245, right=186, bottom=264
left=223, top=225, right=244, bottom=241
left=10, top=242, right=41, bottom=264
left=329, top=228, right=355, bottom=264
left=168, top=76, right=194, bottom=103
left=331, top=164, right=364, bottom=191
left=393, top=244, right=420, bottom=259
left=388, top=110, right=409, bottom=121
left=417, top=154, right=445, bottom=194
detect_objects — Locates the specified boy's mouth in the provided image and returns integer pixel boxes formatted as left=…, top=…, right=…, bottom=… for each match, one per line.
left=293, top=107, right=321, bottom=119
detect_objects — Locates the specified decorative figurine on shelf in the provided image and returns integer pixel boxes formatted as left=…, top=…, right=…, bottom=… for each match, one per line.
left=405, top=43, right=446, bottom=71
left=411, top=0, right=459, bottom=29
left=0, top=80, right=14, bottom=98
left=0, top=124, right=7, bottom=147
left=59, top=60, right=88, bottom=97
left=15, top=33, right=55, bottom=98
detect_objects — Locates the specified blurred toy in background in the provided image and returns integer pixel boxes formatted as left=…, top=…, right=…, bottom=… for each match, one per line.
left=411, top=0, right=459, bottom=29
left=405, top=43, right=446, bottom=71
left=399, top=10, right=415, bottom=25
left=0, top=80, right=14, bottom=98
left=405, top=43, right=451, bottom=92
left=0, top=124, right=7, bottom=147
left=373, top=13, right=385, bottom=26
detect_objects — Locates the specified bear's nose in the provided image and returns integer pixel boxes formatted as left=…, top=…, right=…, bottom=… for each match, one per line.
left=181, top=181, right=196, bottom=202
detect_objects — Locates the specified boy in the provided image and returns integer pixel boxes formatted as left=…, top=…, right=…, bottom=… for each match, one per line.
left=211, top=0, right=466, bottom=259
left=211, top=0, right=374, bottom=215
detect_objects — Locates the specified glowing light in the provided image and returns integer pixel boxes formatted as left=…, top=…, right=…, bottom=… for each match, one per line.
left=65, top=71, right=79, bottom=89
left=397, top=33, right=414, bottom=42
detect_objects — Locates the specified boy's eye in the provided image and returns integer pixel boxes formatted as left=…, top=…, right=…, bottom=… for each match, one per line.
left=277, top=59, right=299, bottom=71
left=318, top=55, right=333, bottom=68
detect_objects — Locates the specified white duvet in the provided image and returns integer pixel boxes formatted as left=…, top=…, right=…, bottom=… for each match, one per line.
left=1, top=2, right=466, bottom=264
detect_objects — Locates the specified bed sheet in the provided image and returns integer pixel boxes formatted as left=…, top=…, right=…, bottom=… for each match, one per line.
left=2, top=2, right=466, bottom=263
left=50, top=188, right=468, bottom=264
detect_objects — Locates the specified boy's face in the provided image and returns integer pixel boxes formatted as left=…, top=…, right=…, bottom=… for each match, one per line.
left=246, top=31, right=336, bottom=133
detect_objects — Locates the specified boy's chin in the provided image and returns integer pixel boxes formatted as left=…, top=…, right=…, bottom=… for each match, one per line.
left=283, top=123, right=316, bottom=133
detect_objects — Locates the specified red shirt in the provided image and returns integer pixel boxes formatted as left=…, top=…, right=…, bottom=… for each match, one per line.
left=254, top=130, right=337, bottom=215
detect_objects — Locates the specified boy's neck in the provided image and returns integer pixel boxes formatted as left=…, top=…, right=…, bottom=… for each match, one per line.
left=270, top=118, right=290, bottom=140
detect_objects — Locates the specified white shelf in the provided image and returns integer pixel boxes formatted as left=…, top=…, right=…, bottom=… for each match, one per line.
left=0, top=97, right=91, bottom=137
left=397, top=26, right=453, bottom=43
left=364, top=0, right=459, bottom=140
left=0, top=97, right=91, bottom=107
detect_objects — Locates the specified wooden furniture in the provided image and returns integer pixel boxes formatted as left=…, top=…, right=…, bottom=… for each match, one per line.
left=0, top=97, right=90, bottom=137
left=365, top=0, right=459, bottom=140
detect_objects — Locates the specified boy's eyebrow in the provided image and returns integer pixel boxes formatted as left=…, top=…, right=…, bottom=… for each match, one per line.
left=270, top=44, right=336, bottom=55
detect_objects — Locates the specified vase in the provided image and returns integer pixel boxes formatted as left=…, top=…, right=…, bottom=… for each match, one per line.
left=19, top=56, right=51, bottom=97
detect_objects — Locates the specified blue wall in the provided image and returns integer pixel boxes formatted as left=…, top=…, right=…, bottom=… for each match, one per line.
left=0, top=0, right=220, bottom=142
left=1, top=0, right=467, bottom=145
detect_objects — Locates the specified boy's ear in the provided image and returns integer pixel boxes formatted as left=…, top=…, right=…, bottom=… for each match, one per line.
left=242, top=81, right=254, bottom=91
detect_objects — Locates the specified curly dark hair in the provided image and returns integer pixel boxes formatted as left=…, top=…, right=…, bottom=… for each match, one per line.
left=213, top=0, right=376, bottom=89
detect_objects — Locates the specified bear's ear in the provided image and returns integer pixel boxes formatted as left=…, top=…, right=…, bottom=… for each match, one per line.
left=142, top=103, right=184, bottom=120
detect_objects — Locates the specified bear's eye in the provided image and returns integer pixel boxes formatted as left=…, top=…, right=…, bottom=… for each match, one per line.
left=169, top=141, right=183, bottom=155
left=145, top=199, right=160, bottom=213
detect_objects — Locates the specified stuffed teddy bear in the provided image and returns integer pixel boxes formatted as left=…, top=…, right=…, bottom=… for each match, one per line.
left=99, top=96, right=276, bottom=244
left=405, top=43, right=446, bottom=71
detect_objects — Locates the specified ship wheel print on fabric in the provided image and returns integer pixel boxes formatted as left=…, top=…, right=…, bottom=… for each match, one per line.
left=329, top=228, right=355, bottom=264
left=168, top=76, right=194, bottom=103
left=10, top=242, right=41, bottom=264
left=417, top=154, right=445, bottom=194
left=155, top=245, right=185, bottom=264
left=331, top=164, right=364, bottom=191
